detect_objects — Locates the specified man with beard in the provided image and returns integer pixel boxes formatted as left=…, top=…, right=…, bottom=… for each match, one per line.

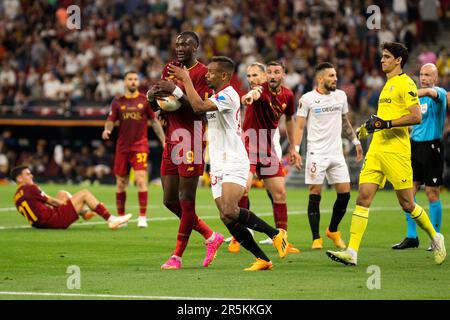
left=237, top=61, right=301, bottom=252
left=146, top=31, right=224, bottom=270
left=102, top=71, right=165, bottom=228
left=296, top=62, right=363, bottom=250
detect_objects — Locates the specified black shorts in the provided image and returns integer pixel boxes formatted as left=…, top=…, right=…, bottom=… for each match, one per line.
left=411, top=139, right=443, bottom=186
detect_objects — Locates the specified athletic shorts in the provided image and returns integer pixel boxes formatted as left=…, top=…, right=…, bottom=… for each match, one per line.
left=359, top=151, right=413, bottom=190
left=161, top=143, right=205, bottom=177
left=114, top=151, right=148, bottom=176
left=35, top=201, right=78, bottom=229
left=210, top=167, right=249, bottom=200
left=250, top=159, right=285, bottom=179
left=305, top=153, right=350, bottom=185
left=411, top=140, right=443, bottom=186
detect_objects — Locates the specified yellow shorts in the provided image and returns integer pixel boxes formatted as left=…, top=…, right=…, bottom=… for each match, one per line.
left=359, top=151, right=413, bottom=190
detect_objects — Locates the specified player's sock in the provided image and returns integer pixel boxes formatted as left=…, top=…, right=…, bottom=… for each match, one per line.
left=409, top=204, right=437, bottom=239
left=266, top=190, right=274, bottom=205
left=272, top=202, right=287, bottom=231
left=195, top=218, right=214, bottom=240
left=94, top=203, right=112, bottom=221
left=225, top=221, right=270, bottom=262
left=238, top=196, right=250, bottom=210
left=173, top=200, right=196, bottom=257
left=237, top=208, right=278, bottom=239
left=429, top=200, right=442, bottom=233
left=165, top=202, right=213, bottom=239
left=329, top=192, right=350, bottom=232
left=138, top=191, right=147, bottom=217
left=404, top=211, right=418, bottom=238
left=308, top=194, right=321, bottom=240
left=348, top=205, right=369, bottom=252
left=116, top=192, right=126, bottom=216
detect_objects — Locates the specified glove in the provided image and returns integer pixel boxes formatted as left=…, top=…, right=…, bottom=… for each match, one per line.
left=364, top=114, right=392, bottom=133
left=356, top=123, right=369, bottom=139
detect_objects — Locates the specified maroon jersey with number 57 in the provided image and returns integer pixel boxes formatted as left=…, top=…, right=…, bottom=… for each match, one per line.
left=107, top=92, right=156, bottom=153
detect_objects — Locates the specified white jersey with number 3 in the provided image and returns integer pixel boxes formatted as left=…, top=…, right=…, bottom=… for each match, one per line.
left=297, top=89, right=349, bottom=156
left=297, top=88, right=350, bottom=185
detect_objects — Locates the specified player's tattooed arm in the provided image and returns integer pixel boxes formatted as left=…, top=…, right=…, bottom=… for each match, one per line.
left=342, top=113, right=364, bottom=162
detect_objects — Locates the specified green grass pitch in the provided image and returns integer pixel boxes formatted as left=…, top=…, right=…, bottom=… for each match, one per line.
left=0, top=184, right=448, bottom=300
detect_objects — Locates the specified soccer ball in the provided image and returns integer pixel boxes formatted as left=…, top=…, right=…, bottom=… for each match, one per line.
left=157, top=95, right=182, bottom=112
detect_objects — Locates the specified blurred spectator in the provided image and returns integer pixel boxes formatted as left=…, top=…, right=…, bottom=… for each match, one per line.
left=92, top=144, right=112, bottom=182
left=75, top=146, right=95, bottom=184
left=419, top=0, right=440, bottom=44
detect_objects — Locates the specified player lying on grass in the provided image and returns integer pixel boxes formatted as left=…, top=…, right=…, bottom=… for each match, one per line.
left=11, top=165, right=132, bottom=229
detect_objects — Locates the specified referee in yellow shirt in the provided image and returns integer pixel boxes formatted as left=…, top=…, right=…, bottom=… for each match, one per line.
left=326, top=42, right=446, bottom=266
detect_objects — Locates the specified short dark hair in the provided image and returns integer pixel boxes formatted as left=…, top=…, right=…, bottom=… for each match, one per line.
left=210, top=56, right=235, bottom=75
left=381, top=42, right=409, bottom=68
left=123, top=70, right=138, bottom=78
left=315, top=62, right=335, bottom=74
left=179, top=30, right=200, bottom=48
left=266, top=60, right=285, bottom=71
left=10, top=165, right=28, bottom=181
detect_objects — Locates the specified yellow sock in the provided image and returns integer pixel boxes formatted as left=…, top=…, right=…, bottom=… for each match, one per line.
left=409, top=204, right=436, bottom=239
left=348, top=205, right=369, bottom=252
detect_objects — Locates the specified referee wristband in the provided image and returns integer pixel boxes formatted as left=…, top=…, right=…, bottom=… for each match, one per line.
left=294, top=145, right=300, bottom=153
left=172, top=86, right=184, bottom=99
left=352, top=138, right=361, bottom=146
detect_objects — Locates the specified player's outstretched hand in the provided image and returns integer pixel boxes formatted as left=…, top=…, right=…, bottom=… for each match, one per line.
left=364, top=114, right=392, bottom=133
left=355, top=144, right=364, bottom=162
left=167, top=64, right=189, bottom=82
left=356, top=123, right=369, bottom=139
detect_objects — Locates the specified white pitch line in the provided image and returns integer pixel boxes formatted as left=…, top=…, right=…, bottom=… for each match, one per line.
left=0, top=291, right=247, bottom=300
left=0, top=205, right=448, bottom=231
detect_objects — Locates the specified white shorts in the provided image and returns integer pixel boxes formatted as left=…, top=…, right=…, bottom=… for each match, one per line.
left=305, top=153, right=350, bottom=185
left=210, top=170, right=248, bottom=200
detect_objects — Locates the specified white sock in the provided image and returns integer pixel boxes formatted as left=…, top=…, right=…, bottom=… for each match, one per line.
left=107, top=216, right=115, bottom=222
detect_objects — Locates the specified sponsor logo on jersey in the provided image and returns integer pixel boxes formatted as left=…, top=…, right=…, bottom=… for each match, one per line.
left=379, top=97, right=392, bottom=104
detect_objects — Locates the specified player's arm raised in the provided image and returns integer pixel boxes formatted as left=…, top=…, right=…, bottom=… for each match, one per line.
left=241, top=86, right=262, bottom=105
left=417, top=88, right=438, bottom=99
left=342, top=113, right=363, bottom=162
left=168, top=64, right=217, bottom=112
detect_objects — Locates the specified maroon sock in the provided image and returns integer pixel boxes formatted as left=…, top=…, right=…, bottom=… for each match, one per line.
left=173, top=200, right=196, bottom=257
left=166, top=201, right=212, bottom=239
left=116, top=192, right=126, bottom=216
left=238, top=196, right=249, bottom=210
left=138, top=191, right=147, bottom=217
left=94, top=203, right=112, bottom=221
left=273, top=203, right=288, bottom=230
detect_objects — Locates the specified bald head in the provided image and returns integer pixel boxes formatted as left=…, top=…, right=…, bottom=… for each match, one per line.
left=420, top=63, right=438, bottom=88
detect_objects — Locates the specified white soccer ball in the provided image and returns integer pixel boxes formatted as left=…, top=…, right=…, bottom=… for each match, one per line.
left=157, top=95, right=182, bottom=112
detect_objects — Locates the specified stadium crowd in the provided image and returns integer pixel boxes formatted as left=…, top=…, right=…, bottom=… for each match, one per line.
left=0, top=0, right=449, bottom=184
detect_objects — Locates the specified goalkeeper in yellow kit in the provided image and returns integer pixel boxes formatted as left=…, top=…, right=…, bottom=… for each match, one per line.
left=326, top=42, right=446, bottom=266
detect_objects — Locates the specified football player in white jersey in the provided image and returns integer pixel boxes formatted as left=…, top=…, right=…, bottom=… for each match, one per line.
left=296, top=62, right=363, bottom=250
left=168, top=56, right=289, bottom=270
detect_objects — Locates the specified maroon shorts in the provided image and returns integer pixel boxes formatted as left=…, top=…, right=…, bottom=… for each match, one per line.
left=35, top=201, right=79, bottom=229
left=114, top=151, right=148, bottom=176
left=161, top=143, right=205, bottom=177
left=250, top=160, right=285, bottom=179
